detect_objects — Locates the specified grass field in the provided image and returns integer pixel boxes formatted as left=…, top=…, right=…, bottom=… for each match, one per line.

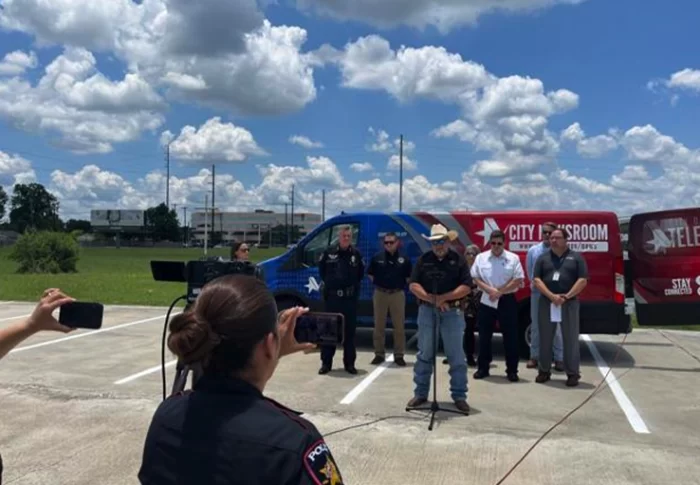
left=0, top=246, right=286, bottom=306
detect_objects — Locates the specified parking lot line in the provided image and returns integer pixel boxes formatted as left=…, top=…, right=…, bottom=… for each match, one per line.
left=9, top=313, right=180, bottom=354
left=115, top=360, right=177, bottom=385
left=0, top=313, right=31, bottom=323
left=340, top=354, right=395, bottom=404
left=582, top=335, right=650, bottom=434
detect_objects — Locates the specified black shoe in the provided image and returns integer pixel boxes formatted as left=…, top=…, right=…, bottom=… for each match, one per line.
left=318, top=365, right=331, bottom=375
left=507, top=373, right=519, bottom=382
left=473, top=369, right=490, bottom=379
left=394, top=356, right=406, bottom=366
left=345, top=366, right=358, bottom=375
left=371, top=355, right=385, bottom=365
left=467, top=356, right=477, bottom=367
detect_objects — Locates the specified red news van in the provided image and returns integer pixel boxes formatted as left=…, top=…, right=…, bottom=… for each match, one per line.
left=627, top=207, right=700, bottom=327
left=262, top=209, right=630, bottom=357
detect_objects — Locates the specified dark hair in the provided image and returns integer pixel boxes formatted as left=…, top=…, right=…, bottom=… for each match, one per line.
left=542, top=222, right=558, bottom=230
left=384, top=232, right=397, bottom=240
left=230, top=241, right=244, bottom=260
left=490, top=230, right=505, bottom=241
left=552, top=228, right=570, bottom=239
left=167, top=275, right=278, bottom=374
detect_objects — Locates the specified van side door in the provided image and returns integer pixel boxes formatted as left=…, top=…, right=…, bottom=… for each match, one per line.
left=628, top=208, right=700, bottom=326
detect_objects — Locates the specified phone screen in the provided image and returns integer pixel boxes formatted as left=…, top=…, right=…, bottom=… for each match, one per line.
left=294, top=312, right=343, bottom=346
left=59, top=302, right=104, bottom=329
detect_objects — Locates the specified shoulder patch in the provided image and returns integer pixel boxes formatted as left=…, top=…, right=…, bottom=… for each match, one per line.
left=303, top=439, right=344, bottom=485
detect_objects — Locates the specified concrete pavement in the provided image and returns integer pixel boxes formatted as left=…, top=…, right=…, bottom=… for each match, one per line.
left=0, top=302, right=698, bottom=485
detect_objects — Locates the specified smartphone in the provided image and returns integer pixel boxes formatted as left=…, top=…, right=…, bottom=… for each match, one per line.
left=59, top=302, right=104, bottom=329
left=294, top=312, right=344, bottom=346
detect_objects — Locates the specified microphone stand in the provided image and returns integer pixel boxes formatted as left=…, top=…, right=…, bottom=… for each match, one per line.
left=406, top=269, right=468, bottom=430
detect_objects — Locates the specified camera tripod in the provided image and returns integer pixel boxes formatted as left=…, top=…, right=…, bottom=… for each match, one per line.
left=406, top=268, right=469, bottom=430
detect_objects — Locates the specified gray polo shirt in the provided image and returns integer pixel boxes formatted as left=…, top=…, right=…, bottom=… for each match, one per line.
left=533, top=248, right=588, bottom=296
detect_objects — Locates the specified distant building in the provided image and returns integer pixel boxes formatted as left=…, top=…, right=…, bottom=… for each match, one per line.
left=189, top=210, right=322, bottom=244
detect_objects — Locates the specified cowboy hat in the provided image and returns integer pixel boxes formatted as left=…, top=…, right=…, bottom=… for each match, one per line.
left=421, top=223, right=459, bottom=242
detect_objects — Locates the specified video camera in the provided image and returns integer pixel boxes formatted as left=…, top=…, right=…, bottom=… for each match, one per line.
left=150, top=257, right=264, bottom=307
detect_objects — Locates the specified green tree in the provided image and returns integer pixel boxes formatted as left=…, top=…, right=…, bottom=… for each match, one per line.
left=145, top=203, right=180, bottom=241
left=9, top=183, right=61, bottom=233
left=0, top=186, right=7, bottom=220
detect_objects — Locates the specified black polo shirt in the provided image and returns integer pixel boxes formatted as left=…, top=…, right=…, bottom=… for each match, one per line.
left=138, top=374, right=344, bottom=484
left=318, top=244, right=364, bottom=291
left=410, top=248, right=473, bottom=296
left=533, top=248, right=588, bottom=295
left=367, top=250, right=412, bottom=290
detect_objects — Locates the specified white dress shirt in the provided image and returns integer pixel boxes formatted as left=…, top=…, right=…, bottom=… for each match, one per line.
left=470, top=249, right=525, bottom=294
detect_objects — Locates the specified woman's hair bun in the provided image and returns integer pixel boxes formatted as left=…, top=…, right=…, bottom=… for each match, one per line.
left=167, top=311, right=221, bottom=365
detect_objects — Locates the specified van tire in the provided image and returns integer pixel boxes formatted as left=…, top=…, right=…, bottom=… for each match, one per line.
left=518, top=305, right=531, bottom=360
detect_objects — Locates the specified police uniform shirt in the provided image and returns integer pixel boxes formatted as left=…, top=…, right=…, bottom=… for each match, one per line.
left=533, top=248, right=588, bottom=296
left=367, top=250, right=412, bottom=290
left=318, top=244, right=364, bottom=291
left=470, top=249, right=525, bottom=294
left=410, top=248, right=473, bottom=296
left=138, top=375, right=344, bottom=485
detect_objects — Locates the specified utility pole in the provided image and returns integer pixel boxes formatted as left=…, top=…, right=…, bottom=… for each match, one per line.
left=284, top=203, right=289, bottom=246
left=203, top=195, right=209, bottom=256
left=165, top=142, right=170, bottom=207
left=399, top=134, right=403, bottom=212
left=290, top=184, right=295, bottom=245
left=182, top=206, right=188, bottom=245
left=211, top=164, right=216, bottom=245
left=322, top=189, right=325, bottom=221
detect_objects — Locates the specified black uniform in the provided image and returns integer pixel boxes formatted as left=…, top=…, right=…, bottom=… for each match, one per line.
left=367, top=250, right=412, bottom=291
left=138, top=374, right=344, bottom=485
left=318, top=243, right=364, bottom=372
left=410, top=248, right=473, bottom=299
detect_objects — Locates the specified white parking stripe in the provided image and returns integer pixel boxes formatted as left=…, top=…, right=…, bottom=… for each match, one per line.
left=582, top=335, right=650, bottom=434
left=340, top=354, right=395, bottom=404
left=0, top=313, right=31, bottom=323
left=115, top=360, right=177, bottom=385
left=9, top=313, right=180, bottom=354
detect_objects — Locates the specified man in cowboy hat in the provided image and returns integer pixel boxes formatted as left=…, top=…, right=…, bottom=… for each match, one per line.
left=406, top=223, right=473, bottom=413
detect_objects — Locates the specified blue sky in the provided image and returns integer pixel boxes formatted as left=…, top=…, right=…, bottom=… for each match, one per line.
left=0, top=0, right=699, bottom=220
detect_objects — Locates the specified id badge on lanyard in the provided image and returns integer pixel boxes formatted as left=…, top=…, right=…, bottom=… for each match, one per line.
left=553, top=271, right=560, bottom=282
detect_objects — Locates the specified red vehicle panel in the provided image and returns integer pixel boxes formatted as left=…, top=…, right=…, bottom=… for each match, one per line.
left=628, top=207, right=700, bottom=326
left=413, top=211, right=630, bottom=341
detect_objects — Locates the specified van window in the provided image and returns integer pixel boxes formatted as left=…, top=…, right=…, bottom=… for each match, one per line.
left=301, top=222, right=360, bottom=267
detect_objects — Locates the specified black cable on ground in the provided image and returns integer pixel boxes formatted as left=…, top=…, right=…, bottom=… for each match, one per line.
left=161, top=295, right=187, bottom=401
left=321, top=332, right=631, bottom=485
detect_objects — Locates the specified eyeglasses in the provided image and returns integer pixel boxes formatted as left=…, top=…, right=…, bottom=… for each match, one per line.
left=384, top=240, right=396, bottom=245
left=542, top=231, right=552, bottom=235
left=431, top=240, right=446, bottom=246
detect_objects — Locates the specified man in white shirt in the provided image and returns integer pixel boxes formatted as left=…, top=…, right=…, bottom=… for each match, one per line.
left=470, top=230, right=525, bottom=382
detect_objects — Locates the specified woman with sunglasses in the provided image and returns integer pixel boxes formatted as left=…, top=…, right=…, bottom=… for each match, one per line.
left=231, top=241, right=250, bottom=261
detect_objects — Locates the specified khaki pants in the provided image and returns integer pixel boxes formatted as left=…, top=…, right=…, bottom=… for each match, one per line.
left=372, top=289, right=406, bottom=358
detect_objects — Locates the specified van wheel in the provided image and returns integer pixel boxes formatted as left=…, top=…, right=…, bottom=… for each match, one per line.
left=275, top=296, right=303, bottom=312
left=518, top=306, right=531, bottom=359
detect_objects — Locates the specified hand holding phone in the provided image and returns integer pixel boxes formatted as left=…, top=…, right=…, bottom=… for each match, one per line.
left=293, top=312, right=344, bottom=347
left=58, top=301, right=104, bottom=330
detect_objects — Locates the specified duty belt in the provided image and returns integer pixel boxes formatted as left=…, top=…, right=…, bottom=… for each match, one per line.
left=331, top=286, right=356, bottom=298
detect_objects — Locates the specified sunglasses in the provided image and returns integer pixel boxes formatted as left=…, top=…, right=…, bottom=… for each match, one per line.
left=384, top=240, right=397, bottom=245
left=431, top=240, right=446, bottom=246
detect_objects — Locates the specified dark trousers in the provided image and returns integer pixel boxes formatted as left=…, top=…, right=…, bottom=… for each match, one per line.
left=320, top=296, right=357, bottom=368
left=477, top=294, right=519, bottom=375
left=464, top=315, right=476, bottom=358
